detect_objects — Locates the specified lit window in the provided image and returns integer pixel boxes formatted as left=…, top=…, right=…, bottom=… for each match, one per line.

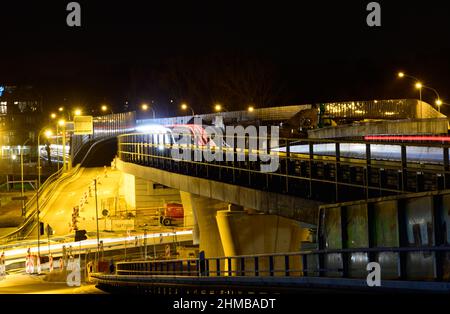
left=0, top=101, right=6, bottom=114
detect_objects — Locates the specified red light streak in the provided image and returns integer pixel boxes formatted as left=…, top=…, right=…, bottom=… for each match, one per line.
left=364, top=135, right=450, bottom=142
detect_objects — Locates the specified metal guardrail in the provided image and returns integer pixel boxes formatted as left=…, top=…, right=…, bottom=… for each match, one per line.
left=117, top=132, right=450, bottom=204
left=72, top=111, right=136, bottom=163
left=114, top=246, right=450, bottom=281
left=0, top=165, right=82, bottom=244
left=137, top=99, right=445, bottom=126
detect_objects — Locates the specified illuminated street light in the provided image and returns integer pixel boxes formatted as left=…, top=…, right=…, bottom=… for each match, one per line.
left=141, top=103, right=156, bottom=118
left=44, top=129, right=53, bottom=138
left=101, top=104, right=113, bottom=114
left=20, top=138, right=31, bottom=216
left=56, top=120, right=65, bottom=172
left=397, top=72, right=424, bottom=116
left=58, top=107, right=64, bottom=112
left=74, top=109, right=82, bottom=116
left=181, top=103, right=195, bottom=116
left=214, top=104, right=222, bottom=111
left=248, top=106, right=255, bottom=112
left=50, top=113, right=56, bottom=119
left=36, top=127, right=54, bottom=258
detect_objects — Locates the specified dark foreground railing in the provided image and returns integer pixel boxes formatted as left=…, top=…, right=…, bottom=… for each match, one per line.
left=91, top=246, right=450, bottom=294
left=114, top=246, right=450, bottom=281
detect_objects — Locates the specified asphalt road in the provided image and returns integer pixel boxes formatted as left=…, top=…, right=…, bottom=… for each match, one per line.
left=0, top=273, right=104, bottom=294
left=40, top=167, right=120, bottom=237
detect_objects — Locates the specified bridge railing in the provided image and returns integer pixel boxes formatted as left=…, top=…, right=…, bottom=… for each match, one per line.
left=117, top=132, right=450, bottom=204
left=72, top=111, right=136, bottom=163
left=0, top=165, right=82, bottom=244
left=114, top=246, right=450, bottom=281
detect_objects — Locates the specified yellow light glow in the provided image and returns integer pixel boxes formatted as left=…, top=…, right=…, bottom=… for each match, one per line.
left=181, top=103, right=188, bottom=110
left=398, top=72, right=405, bottom=78
left=214, top=104, right=222, bottom=111
left=44, top=130, right=53, bottom=138
left=101, top=105, right=108, bottom=112
left=436, top=99, right=443, bottom=106
left=11, top=154, right=17, bottom=160
left=58, top=107, right=64, bottom=112
left=74, top=109, right=82, bottom=116
left=58, top=119, right=65, bottom=127
left=415, top=82, right=423, bottom=89
left=50, top=113, right=56, bottom=119
left=141, top=103, right=149, bottom=111
left=248, top=106, right=254, bottom=112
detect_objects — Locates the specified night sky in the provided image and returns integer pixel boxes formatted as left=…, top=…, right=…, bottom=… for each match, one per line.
left=1, top=0, right=450, bottom=116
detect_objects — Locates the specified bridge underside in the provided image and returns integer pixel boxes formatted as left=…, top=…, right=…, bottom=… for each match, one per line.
left=116, top=158, right=314, bottom=261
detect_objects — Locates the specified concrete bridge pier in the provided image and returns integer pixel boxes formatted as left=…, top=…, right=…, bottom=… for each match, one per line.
left=179, top=191, right=227, bottom=258
left=180, top=192, right=310, bottom=276
left=216, top=209, right=308, bottom=276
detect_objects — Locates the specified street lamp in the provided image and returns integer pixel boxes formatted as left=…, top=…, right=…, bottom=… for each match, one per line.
left=37, top=127, right=53, bottom=258
left=248, top=106, right=255, bottom=112
left=50, top=113, right=56, bottom=119
left=398, top=72, right=443, bottom=113
left=419, top=85, right=443, bottom=113
left=74, top=109, right=82, bottom=116
left=56, top=119, right=66, bottom=171
left=414, top=82, right=423, bottom=118
left=141, top=103, right=156, bottom=119
left=101, top=105, right=113, bottom=114
left=181, top=103, right=195, bottom=116
left=57, top=120, right=68, bottom=172
left=20, top=138, right=31, bottom=216
left=58, top=107, right=64, bottom=112
left=93, top=178, right=100, bottom=263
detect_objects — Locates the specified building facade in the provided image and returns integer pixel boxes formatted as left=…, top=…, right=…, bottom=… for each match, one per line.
left=0, top=85, right=43, bottom=162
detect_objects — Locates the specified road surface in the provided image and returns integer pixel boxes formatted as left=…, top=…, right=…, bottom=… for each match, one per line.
left=40, top=167, right=120, bottom=237
left=0, top=273, right=104, bottom=294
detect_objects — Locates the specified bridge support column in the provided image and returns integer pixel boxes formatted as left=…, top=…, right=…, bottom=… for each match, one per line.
left=216, top=210, right=309, bottom=276
left=179, top=191, right=199, bottom=244
left=180, top=192, right=227, bottom=259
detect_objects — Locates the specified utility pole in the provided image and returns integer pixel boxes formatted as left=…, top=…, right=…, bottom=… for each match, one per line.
left=94, top=178, right=100, bottom=258
left=144, top=229, right=147, bottom=260
left=20, top=138, right=31, bottom=216
left=62, top=124, right=66, bottom=171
